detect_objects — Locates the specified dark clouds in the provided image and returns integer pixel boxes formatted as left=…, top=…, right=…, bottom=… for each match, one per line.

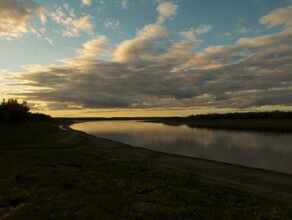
left=7, top=4, right=292, bottom=111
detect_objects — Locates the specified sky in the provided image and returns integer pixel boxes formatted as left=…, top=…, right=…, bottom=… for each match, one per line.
left=0, top=0, right=292, bottom=117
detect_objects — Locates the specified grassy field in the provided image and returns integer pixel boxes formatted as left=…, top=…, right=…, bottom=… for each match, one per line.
left=0, top=121, right=291, bottom=219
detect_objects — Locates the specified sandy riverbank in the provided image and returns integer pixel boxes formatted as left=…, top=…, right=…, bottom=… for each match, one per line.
left=64, top=123, right=292, bottom=207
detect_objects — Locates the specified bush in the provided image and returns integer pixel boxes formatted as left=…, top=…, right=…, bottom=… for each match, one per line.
left=0, top=99, right=51, bottom=122
left=0, top=99, right=29, bottom=122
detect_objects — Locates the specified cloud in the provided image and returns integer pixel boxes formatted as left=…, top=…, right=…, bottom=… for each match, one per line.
left=180, top=25, right=212, bottom=42
left=50, top=8, right=93, bottom=37
left=98, top=0, right=105, bottom=5
left=236, top=26, right=249, bottom=34
left=104, top=18, right=120, bottom=29
left=260, top=5, right=292, bottom=28
left=0, top=0, right=46, bottom=39
left=157, top=2, right=178, bottom=24
left=82, top=0, right=91, bottom=6
left=194, top=25, right=212, bottom=34
left=183, top=43, right=247, bottom=70
left=224, top=32, right=231, bottom=37
left=137, top=23, right=168, bottom=38
left=45, top=37, right=53, bottom=45
left=76, top=35, right=110, bottom=58
left=4, top=5, right=292, bottom=111
left=116, top=0, right=129, bottom=10
left=114, top=24, right=168, bottom=63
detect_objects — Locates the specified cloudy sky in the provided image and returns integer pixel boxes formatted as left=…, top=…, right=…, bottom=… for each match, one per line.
left=0, top=0, right=292, bottom=117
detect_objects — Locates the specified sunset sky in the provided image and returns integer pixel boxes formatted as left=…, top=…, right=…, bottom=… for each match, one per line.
left=1, top=0, right=291, bottom=117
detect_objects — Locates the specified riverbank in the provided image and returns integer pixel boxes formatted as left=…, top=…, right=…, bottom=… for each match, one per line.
left=151, top=118, right=292, bottom=133
left=67, top=121, right=292, bottom=205
left=0, top=121, right=291, bottom=219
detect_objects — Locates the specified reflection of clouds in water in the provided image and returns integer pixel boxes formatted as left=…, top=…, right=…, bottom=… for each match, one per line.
left=71, top=121, right=292, bottom=174
left=191, top=128, right=291, bottom=155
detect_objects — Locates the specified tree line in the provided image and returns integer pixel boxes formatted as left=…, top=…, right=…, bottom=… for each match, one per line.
left=0, top=99, right=51, bottom=122
left=187, top=111, right=292, bottom=120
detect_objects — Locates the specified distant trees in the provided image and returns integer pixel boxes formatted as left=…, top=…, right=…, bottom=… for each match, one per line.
left=27, top=112, right=52, bottom=121
left=187, top=111, right=292, bottom=120
left=0, top=99, right=51, bottom=122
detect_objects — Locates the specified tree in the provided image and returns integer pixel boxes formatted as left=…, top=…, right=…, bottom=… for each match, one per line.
left=0, top=99, right=30, bottom=122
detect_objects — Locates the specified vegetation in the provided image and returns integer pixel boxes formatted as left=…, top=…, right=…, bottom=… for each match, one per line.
left=188, top=111, right=292, bottom=120
left=0, top=121, right=291, bottom=219
left=0, top=103, right=291, bottom=218
left=0, top=99, right=51, bottom=122
left=155, top=111, right=292, bottom=132
left=0, top=122, right=58, bottom=146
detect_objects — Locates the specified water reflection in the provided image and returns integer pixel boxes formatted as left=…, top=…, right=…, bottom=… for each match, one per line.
left=71, top=121, right=292, bottom=174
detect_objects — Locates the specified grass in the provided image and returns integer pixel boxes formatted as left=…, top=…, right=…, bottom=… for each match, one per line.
left=0, top=121, right=291, bottom=219
left=0, top=122, right=58, bottom=145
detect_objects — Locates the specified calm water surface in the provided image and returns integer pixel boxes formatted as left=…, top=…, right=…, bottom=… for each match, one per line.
left=71, top=121, right=292, bottom=174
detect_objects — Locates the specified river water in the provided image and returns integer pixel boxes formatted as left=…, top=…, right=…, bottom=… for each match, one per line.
left=71, top=120, right=292, bottom=174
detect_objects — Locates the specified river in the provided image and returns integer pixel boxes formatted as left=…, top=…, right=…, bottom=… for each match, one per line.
left=71, top=120, right=292, bottom=174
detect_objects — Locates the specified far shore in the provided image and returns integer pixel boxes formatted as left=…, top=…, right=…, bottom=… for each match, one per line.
left=57, top=114, right=292, bottom=133
left=151, top=118, right=292, bottom=133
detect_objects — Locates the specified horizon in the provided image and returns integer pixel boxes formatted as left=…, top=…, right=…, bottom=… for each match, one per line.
left=1, top=0, right=292, bottom=117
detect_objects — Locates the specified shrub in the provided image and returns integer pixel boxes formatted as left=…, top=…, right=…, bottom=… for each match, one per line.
left=0, top=99, right=51, bottom=122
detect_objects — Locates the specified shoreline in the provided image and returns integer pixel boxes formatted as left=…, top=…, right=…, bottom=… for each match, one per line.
left=1, top=120, right=291, bottom=217
left=151, top=118, right=292, bottom=133
left=64, top=122, right=292, bottom=207
left=69, top=122, right=291, bottom=176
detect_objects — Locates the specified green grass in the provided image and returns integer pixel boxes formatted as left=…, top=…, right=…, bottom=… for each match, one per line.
left=0, top=121, right=291, bottom=219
